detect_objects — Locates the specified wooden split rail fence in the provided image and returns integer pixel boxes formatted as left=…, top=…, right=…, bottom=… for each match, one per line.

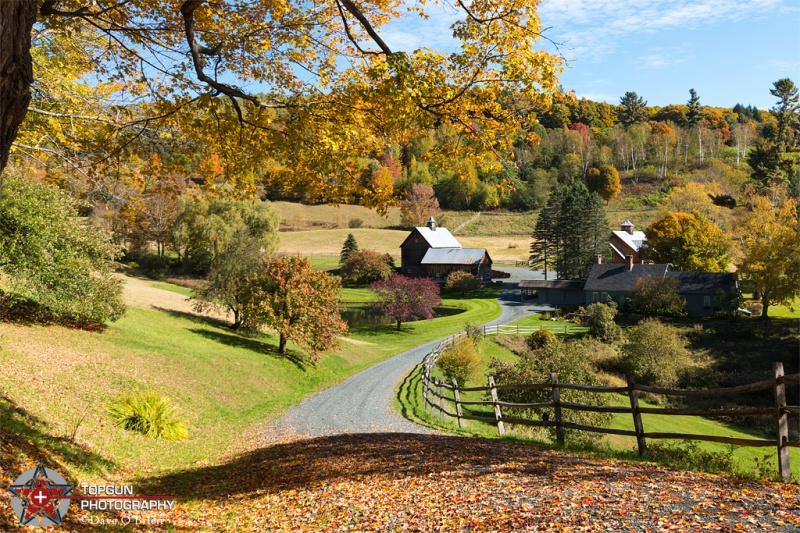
left=421, top=333, right=800, bottom=482
left=482, top=324, right=581, bottom=336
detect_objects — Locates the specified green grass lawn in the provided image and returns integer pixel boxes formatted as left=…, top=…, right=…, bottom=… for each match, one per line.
left=397, top=334, right=800, bottom=480
left=0, top=278, right=501, bottom=482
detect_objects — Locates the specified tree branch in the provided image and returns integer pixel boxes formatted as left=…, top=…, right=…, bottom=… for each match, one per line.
left=336, top=0, right=393, bottom=56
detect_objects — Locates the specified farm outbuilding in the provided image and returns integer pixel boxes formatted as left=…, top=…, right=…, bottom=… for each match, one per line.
left=400, top=217, right=492, bottom=281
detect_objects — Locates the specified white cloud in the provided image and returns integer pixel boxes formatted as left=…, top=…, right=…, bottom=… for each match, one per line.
left=538, top=0, right=787, bottom=63
left=638, top=47, right=690, bottom=69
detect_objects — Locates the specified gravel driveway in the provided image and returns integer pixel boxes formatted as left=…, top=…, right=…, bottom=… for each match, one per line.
left=260, top=278, right=539, bottom=440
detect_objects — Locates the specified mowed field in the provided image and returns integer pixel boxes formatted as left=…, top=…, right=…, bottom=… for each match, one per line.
left=278, top=228, right=534, bottom=262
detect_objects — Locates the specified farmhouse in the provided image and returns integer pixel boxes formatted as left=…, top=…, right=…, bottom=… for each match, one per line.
left=400, top=217, right=492, bottom=281
left=521, top=255, right=737, bottom=316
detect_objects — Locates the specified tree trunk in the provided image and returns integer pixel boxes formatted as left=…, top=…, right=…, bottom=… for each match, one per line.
left=0, top=0, right=36, bottom=178
left=278, top=333, right=287, bottom=353
left=760, top=289, right=771, bottom=320
left=396, top=319, right=401, bottom=330
left=233, top=309, right=240, bottom=329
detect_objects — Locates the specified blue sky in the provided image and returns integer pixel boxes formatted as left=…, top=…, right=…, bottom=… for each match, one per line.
left=381, top=0, right=800, bottom=110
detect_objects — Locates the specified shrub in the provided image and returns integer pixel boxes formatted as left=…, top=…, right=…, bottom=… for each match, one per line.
left=525, top=329, right=558, bottom=351
left=490, top=338, right=611, bottom=445
left=629, top=275, right=687, bottom=317
left=444, top=270, right=483, bottom=296
left=108, top=390, right=188, bottom=440
left=437, top=337, right=481, bottom=386
left=348, top=218, right=364, bottom=228
left=341, top=249, right=393, bottom=286
left=620, top=318, right=692, bottom=387
left=646, top=441, right=736, bottom=476
left=585, top=302, right=621, bottom=341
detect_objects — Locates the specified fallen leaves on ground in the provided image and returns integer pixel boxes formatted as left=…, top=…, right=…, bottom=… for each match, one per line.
left=36, top=433, right=799, bottom=532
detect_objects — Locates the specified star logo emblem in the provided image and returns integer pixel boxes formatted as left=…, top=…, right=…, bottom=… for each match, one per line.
left=8, top=465, right=73, bottom=527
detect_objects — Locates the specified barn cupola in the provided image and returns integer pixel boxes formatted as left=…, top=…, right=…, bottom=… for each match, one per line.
left=426, top=216, right=437, bottom=231
left=621, top=219, right=634, bottom=235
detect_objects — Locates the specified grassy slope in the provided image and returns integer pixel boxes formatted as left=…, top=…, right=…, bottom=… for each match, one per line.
left=0, top=279, right=500, bottom=482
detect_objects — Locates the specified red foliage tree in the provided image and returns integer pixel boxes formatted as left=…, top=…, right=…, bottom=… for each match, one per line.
left=369, top=274, right=441, bottom=330
left=242, top=256, right=347, bottom=361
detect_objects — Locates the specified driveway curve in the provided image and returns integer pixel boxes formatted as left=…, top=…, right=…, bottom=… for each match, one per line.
left=260, top=278, right=540, bottom=440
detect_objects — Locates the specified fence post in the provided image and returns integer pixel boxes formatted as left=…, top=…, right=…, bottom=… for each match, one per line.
left=627, top=373, right=647, bottom=455
left=422, top=363, right=428, bottom=410
left=488, top=376, right=505, bottom=436
left=452, top=378, right=464, bottom=428
left=773, top=362, right=791, bottom=482
left=551, top=373, right=564, bottom=446
left=437, top=379, right=445, bottom=422
left=429, top=377, right=438, bottom=416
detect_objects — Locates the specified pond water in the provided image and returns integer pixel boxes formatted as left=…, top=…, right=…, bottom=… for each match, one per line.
left=341, top=305, right=466, bottom=327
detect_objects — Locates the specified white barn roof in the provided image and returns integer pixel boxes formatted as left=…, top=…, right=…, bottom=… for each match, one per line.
left=414, top=226, right=462, bottom=249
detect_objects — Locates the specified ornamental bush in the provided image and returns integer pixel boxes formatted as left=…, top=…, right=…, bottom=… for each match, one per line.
left=525, top=328, right=558, bottom=351
left=108, top=389, right=188, bottom=440
left=436, top=337, right=481, bottom=386
left=444, top=270, right=483, bottom=296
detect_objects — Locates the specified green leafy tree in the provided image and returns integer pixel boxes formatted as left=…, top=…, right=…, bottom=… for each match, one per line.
left=341, top=249, right=393, bottom=286
left=444, top=270, right=483, bottom=296
left=629, top=276, right=686, bottom=317
left=644, top=211, right=730, bottom=272
left=339, top=233, right=360, bottom=268
left=192, top=228, right=264, bottom=329
left=620, top=319, right=691, bottom=387
left=585, top=302, right=621, bottom=341
left=737, top=196, right=800, bottom=319
left=241, top=256, right=347, bottom=360
left=618, top=91, right=648, bottom=127
left=172, top=196, right=279, bottom=273
left=0, top=176, right=125, bottom=324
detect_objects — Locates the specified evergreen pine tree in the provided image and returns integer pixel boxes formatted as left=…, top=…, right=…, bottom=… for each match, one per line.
left=530, top=187, right=565, bottom=280
left=685, top=88, right=704, bottom=127
left=530, top=184, right=609, bottom=280
left=340, top=233, right=359, bottom=267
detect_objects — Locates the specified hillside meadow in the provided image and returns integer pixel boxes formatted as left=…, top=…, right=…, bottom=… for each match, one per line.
left=0, top=276, right=500, bottom=483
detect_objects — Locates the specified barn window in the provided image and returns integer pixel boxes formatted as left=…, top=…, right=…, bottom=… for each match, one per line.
left=592, top=292, right=598, bottom=302
left=703, top=296, right=711, bottom=309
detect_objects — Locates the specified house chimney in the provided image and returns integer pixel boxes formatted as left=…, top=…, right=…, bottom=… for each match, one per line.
left=621, top=219, right=634, bottom=235
left=426, top=216, right=437, bottom=231
left=625, top=255, right=634, bottom=271
left=596, top=254, right=603, bottom=265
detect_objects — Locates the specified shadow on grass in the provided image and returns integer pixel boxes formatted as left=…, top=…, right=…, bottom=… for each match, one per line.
left=0, top=395, right=115, bottom=530
left=152, top=306, right=233, bottom=330
left=0, top=291, right=106, bottom=331
left=188, top=328, right=309, bottom=371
